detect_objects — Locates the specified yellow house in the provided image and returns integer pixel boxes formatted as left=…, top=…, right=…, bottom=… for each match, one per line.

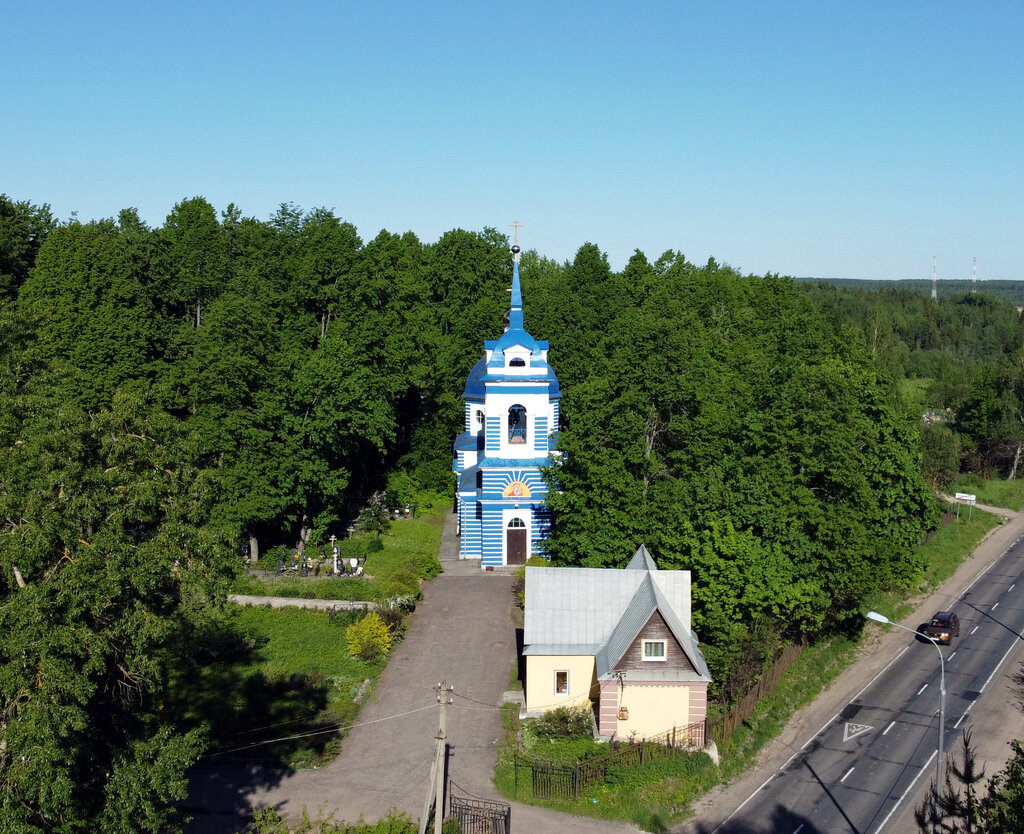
left=522, top=546, right=711, bottom=741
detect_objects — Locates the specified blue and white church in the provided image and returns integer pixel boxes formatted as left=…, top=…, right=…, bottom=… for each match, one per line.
left=453, top=244, right=561, bottom=567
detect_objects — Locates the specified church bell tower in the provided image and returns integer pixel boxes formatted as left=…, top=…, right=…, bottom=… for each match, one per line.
left=452, top=242, right=561, bottom=566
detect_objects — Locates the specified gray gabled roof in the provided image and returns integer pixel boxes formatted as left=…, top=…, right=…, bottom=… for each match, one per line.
left=523, top=545, right=711, bottom=682
left=626, top=544, right=658, bottom=572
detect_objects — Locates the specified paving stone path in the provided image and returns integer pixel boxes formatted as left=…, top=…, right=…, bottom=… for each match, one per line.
left=185, top=513, right=637, bottom=832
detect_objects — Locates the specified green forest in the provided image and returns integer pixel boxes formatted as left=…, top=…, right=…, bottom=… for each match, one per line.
left=3, top=193, right=1024, bottom=830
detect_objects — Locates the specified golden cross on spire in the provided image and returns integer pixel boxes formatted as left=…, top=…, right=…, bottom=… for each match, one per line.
left=509, top=220, right=522, bottom=247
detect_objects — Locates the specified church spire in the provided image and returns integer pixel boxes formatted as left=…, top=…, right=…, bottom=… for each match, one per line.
left=509, top=243, right=524, bottom=331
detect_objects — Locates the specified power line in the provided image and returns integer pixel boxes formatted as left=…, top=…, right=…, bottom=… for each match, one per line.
left=206, top=702, right=437, bottom=757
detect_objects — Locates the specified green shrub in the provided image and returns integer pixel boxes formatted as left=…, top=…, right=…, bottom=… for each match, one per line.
left=346, top=612, right=393, bottom=660
left=383, top=568, right=419, bottom=600
left=374, top=605, right=409, bottom=642
left=531, top=705, right=594, bottom=740
left=414, top=551, right=442, bottom=580
left=251, top=807, right=418, bottom=833
left=385, top=471, right=418, bottom=514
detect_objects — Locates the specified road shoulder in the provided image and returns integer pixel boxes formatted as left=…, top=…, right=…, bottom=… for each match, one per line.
left=675, top=506, right=1024, bottom=833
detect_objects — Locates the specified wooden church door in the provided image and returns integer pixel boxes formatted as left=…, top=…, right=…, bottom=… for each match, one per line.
left=506, top=518, right=527, bottom=565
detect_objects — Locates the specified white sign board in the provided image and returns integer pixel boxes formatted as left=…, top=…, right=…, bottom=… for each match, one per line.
left=955, top=493, right=977, bottom=505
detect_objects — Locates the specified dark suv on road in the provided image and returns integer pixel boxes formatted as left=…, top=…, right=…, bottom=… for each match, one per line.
left=923, top=611, right=960, bottom=645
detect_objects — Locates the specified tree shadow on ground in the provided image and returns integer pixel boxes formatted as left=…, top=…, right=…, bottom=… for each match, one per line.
left=169, top=614, right=339, bottom=832
left=686, top=802, right=827, bottom=834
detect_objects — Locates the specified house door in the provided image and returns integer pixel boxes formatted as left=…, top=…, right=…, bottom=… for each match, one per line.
left=506, top=518, right=527, bottom=565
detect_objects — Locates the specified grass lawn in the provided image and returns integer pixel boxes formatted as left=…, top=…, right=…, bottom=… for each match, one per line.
left=172, top=605, right=384, bottom=769
left=493, top=710, right=718, bottom=831
left=950, top=474, right=1024, bottom=512
left=176, top=492, right=448, bottom=769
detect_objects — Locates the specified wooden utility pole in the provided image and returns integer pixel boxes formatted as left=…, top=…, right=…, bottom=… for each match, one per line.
left=418, top=681, right=454, bottom=834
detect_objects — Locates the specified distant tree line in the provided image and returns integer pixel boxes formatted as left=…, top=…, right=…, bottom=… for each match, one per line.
left=795, top=276, right=1024, bottom=308
left=804, top=282, right=1024, bottom=482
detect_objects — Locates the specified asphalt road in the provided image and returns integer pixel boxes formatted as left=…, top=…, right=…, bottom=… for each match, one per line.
left=706, top=527, right=1024, bottom=834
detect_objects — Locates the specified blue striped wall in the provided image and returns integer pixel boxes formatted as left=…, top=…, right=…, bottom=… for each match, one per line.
left=459, top=503, right=482, bottom=559
left=533, top=416, right=548, bottom=452
left=481, top=505, right=503, bottom=566
left=485, top=416, right=501, bottom=453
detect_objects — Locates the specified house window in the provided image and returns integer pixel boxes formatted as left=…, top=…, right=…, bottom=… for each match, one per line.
left=476, top=410, right=485, bottom=430
left=510, top=357, right=526, bottom=367
left=642, top=640, right=667, bottom=661
left=508, top=405, right=527, bottom=444
left=554, top=670, right=569, bottom=696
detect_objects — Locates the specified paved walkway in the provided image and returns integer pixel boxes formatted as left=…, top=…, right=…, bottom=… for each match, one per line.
left=185, top=513, right=636, bottom=832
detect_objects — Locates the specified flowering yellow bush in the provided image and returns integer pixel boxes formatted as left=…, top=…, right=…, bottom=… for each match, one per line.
left=346, top=611, right=393, bottom=660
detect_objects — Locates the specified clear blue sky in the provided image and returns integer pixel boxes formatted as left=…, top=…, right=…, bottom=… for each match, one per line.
left=3, top=1, right=1021, bottom=279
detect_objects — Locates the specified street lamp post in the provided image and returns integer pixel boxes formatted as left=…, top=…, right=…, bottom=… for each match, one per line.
left=866, top=611, right=946, bottom=828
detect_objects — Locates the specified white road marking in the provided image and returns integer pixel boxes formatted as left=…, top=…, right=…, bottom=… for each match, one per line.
left=802, top=713, right=840, bottom=750
left=711, top=773, right=777, bottom=832
left=883, top=721, right=896, bottom=735
left=872, top=750, right=937, bottom=834
left=1009, top=583, right=1016, bottom=592
left=844, top=722, right=873, bottom=742
left=980, top=639, right=1020, bottom=694
left=917, top=683, right=928, bottom=695
left=959, top=555, right=1001, bottom=596
left=948, top=651, right=957, bottom=661
left=852, top=645, right=909, bottom=701
left=971, top=625, right=979, bottom=635
left=993, top=602, right=999, bottom=610
left=840, top=766, right=855, bottom=783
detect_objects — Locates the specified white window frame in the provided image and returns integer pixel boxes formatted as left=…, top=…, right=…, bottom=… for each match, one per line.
left=554, top=670, right=569, bottom=696
left=642, top=639, right=667, bottom=662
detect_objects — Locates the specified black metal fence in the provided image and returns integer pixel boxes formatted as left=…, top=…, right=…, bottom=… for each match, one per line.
left=512, top=722, right=706, bottom=802
left=448, top=780, right=511, bottom=834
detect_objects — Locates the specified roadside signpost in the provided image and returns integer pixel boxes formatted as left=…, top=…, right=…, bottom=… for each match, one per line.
left=954, top=492, right=977, bottom=522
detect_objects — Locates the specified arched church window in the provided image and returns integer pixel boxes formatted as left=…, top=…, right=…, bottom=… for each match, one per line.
left=507, top=517, right=526, bottom=528
left=475, top=410, right=485, bottom=431
left=510, top=357, right=526, bottom=367
left=508, top=405, right=527, bottom=444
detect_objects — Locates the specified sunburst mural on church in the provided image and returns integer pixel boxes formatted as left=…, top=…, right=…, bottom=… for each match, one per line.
left=501, top=471, right=534, bottom=498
